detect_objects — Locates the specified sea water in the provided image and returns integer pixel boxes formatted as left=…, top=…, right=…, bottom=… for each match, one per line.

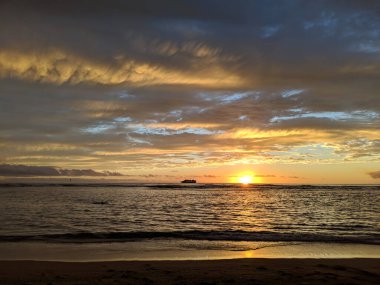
left=0, top=184, right=379, bottom=260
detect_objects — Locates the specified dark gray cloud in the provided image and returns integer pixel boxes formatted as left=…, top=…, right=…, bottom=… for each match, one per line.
left=0, top=164, right=123, bottom=177
left=368, top=171, right=380, bottom=179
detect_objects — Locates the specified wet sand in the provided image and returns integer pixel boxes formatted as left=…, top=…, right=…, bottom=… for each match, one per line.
left=0, top=258, right=379, bottom=284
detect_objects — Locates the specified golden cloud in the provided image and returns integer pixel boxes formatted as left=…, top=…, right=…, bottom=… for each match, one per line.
left=0, top=49, right=243, bottom=87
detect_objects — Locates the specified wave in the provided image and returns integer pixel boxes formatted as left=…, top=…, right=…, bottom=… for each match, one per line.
left=1, top=230, right=379, bottom=244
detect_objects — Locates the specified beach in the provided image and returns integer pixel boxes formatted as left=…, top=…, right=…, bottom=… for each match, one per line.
left=1, top=258, right=379, bottom=284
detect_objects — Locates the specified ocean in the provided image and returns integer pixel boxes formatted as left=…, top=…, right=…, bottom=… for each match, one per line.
left=0, top=184, right=379, bottom=260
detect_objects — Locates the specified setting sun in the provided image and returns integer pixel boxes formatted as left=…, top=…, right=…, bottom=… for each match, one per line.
left=238, top=175, right=253, bottom=184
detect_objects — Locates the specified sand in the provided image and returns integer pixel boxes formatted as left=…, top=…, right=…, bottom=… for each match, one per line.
left=0, top=259, right=379, bottom=284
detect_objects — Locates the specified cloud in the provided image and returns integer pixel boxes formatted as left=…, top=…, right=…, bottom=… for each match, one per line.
left=0, top=49, right=242, bottom=88
left=0, top=0, right=380, bottom=177
left=0, top=164, right=123, bottom=177
left=368, top=171, right=380, bottom=179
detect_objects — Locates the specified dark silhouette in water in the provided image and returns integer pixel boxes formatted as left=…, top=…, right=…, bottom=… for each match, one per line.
left=92, top=201, right=109, bottom=205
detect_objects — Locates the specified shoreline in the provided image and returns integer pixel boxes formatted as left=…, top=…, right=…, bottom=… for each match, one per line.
left=1, top=241, right=379, bottom=262
left=1, top=258, right=379, bottom=284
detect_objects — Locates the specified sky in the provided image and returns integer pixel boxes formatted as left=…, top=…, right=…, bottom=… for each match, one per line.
left=0, top=0, right=380, bottom=184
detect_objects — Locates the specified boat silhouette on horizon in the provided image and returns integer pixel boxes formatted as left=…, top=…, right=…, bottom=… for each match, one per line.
left=181, top=179, right=196, bottom=183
